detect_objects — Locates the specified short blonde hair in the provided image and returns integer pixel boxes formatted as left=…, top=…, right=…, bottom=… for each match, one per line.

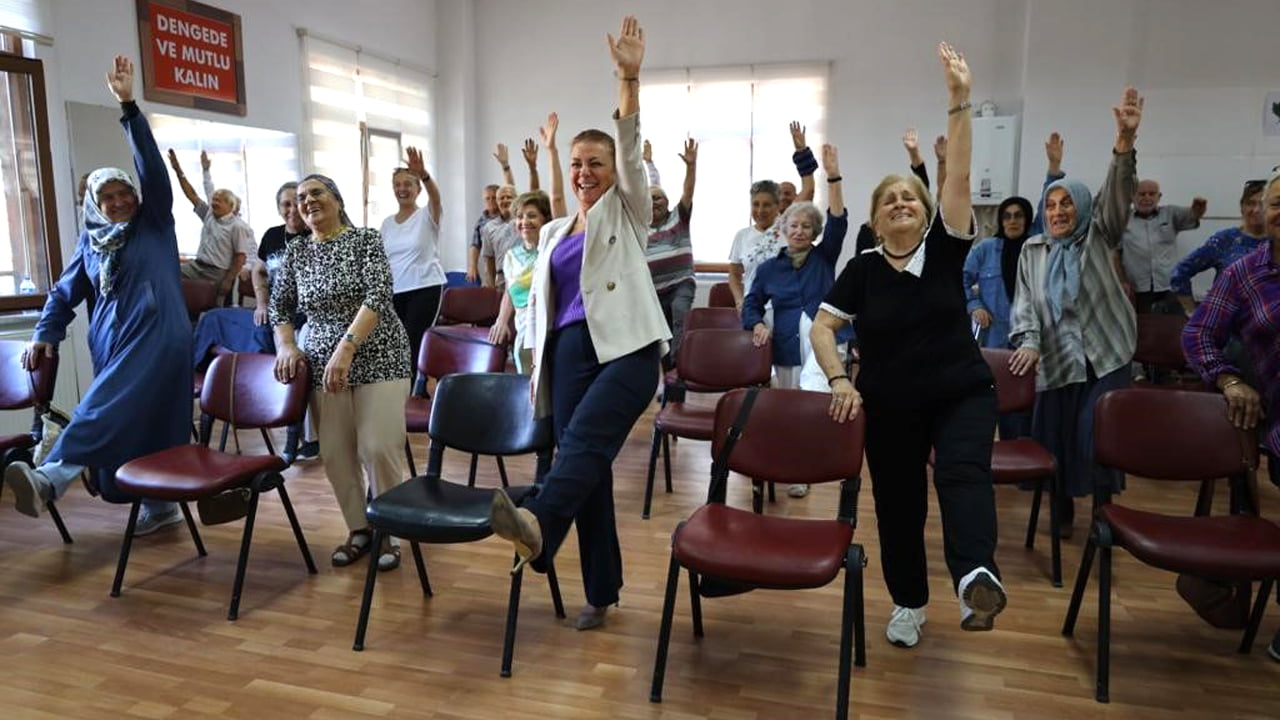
left=779, top=201, right=824, bottom=241
left=868, top=173, right=934, bottom=230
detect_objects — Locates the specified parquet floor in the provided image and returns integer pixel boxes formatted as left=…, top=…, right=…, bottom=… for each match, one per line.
left=1, top=396, right=1277, bottom=719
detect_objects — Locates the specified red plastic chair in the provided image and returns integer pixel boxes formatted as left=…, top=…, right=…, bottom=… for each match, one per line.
left=405, top=328, right=509, bottom=483
left=650, top=388, right=868, bottom=720
left=0, top=340, right=71, bottom=543
left=981, top=348, right=1063, bottom=585
left=1061, top=388, right=1279, bottom=703
left=1133, top=313, right=1210, bottom=390
left=644, top=329, right=772, bottom=519
left=112, top=353, right=316, bottom=620
left=707, top=282, right=736, bottom=308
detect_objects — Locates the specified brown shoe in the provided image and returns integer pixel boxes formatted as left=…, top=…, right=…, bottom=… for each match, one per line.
left=490, top=489, right=542, bottom=574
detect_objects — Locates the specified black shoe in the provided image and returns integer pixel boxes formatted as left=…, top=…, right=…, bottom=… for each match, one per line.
left=1268, top=630, right=1280, bottom=663
left=296, top=441, right=320, bottom=461
left=281, top=424, right=301, bottom=464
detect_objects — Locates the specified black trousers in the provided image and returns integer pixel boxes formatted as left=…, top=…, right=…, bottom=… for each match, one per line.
left=863, top=385, right=1000, bottom=609
left=523, top=322, right=660, bottom=607
left=393, top=285, right=442, bottom=375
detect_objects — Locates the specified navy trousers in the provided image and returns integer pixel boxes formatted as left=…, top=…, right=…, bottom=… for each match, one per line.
left=524, top=322, right=659, bottom=607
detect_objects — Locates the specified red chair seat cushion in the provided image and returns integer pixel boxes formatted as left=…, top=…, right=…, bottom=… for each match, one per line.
left=663, top=369, right=725, bottom=394
left=432, top=325, right=495, bottom=344
left=990, top=438, right=1056, bottom=484
left=405, top=396, right=432, bottom=433
left=1102, top=505, right=1280, bottom=579
left=116, top=446, right=287, bottom=501
left=673, top=504, right=854, bottom=588
left=0, top=433, right=35, bottom=453
left=654, top=403, right=715, bottom=440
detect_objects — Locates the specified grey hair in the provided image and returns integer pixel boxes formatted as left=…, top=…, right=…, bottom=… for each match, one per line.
left=779, top=200, right=824, bottom=241
left=749, top=179, right=780, bottom=202
left=275, top=181, right=298, bottom=206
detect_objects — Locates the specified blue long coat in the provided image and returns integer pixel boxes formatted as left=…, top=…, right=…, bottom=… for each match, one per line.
left=33, top=105, right=192, bottom=501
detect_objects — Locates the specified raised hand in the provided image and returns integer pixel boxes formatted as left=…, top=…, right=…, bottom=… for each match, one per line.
left=902, top=128, right=919, bottom=154
left=679, top=138, right=698, bottom=166
left=1045, top=132, right=1064, bottom=173
left=642, top=139, right=653, bottom=164
left=789, top=121, right=807, bottom=150
left=934, top=135, right=947, bottom=161
left=166, top=148, right=182, bottom=171
left=406, top=146, right=427, bottom=178
left=821, top=143, right=840, bottom=177
left=1191, top=196, right=1208, bottom=219
left=105, top=55, right=134, bottom=103
left=607, top=15, right=645, bottom=77
left=493, top=143, right=509, bottom=168
left=539, top=112, right=559, bottom=150
left=938, top=42, right=971, bottom=100
left=200, top=150, right=211, bottom=171
left=1113, top=86, right=1144, bottom=138
left=521, top=138, right=538, bottom=167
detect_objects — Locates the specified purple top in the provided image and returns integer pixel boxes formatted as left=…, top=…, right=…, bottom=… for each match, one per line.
left=551, top=231, right=587, bottom=330
left=1182, top=242, right=1280, bottom=455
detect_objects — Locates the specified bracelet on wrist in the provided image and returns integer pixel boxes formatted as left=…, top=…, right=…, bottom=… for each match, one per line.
left=1221, top=377, right=1243, bottom=392
left=948, top=101, right=972, bottom=116
left=826, top=175, right=843, bottom=183
left=827, top=374, right=850, bottom=386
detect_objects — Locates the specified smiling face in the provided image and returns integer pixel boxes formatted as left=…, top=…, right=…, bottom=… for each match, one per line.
left=393, top=170, right=421, bottom=209
left=96, top=180, right=138, bottom=224
left=569, top=140, right=616, bottom=212
left=1134, top=180, right=1161, bottom=215
left=782, top=209, right=819, bottom=252
left=1241, top=189, right=1264, bottom=235
left=1044, top=188, right=1078, bottom=238
left=516, top=202, right=548, bottom=246
left=650, top=187, right=670, bottom=225
left=871, top=180, right=927, bottom=239
left=278, top=187, right=305, bottom=233
left=751, top=191, right=779, bottom=231
left=297, top=179, right=343, bottom=236
left=496, top=186, right=516, bottom=219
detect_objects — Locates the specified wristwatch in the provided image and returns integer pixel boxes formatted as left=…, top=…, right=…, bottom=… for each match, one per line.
left=342, top=331, right=360, bottom=347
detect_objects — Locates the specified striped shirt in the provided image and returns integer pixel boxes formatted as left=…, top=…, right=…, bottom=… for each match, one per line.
left=645, top=203, right=694, bottom=291
left=1009, top=150, right=1138, bottom=391
left=1182, top=243, right=1280, bottom=456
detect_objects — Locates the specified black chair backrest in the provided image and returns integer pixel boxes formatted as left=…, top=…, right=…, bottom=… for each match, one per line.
left=0, top=340, right=56, bottom=410
left=200, top=353, right=310, bottom=429
left=429, top=372, right=552, bottom=457
left=712, top=388, right=865, bottom=486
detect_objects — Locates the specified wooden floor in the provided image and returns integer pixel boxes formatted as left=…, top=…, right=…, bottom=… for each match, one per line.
left=1, top=397, right=1278, bottom=719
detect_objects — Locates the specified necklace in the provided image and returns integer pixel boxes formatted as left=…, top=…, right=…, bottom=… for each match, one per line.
left=882, top=239, right=923, bottom=260
left=313, top=225, right=348, bottom=242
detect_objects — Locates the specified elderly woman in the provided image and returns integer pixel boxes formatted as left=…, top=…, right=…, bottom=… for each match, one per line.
left=379, top=146, right=446, bottom=372
left=271, top=174, right=412, bottom=572
left=168, top=149, right=256, bottom=285
left=490, top=190, right=553, bottom=373
left=727, top=181, right=782, bottom=309
left=5, top=56, right=191, bottom=535
left=1183, top=168, right=1280, bottom=661
left=489, top=16, right=671, bottom=632
left=1172, top=178, right=1268, bottom=315
left=810, top=43, right=1006, bottom=648
left=1007, top=88, right=1144, bottom=538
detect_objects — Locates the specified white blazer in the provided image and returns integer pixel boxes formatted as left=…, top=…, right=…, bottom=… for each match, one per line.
left=527, top=111, right=671, bottom=418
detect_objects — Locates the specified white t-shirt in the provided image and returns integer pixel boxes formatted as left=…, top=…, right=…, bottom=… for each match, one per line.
left=728, top=223, right=783, bottom=295
left=379, top=207, right=446, bottom=294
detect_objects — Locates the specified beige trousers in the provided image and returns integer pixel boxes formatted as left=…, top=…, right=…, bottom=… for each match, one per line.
left=310, top=378, right=410, bottom=533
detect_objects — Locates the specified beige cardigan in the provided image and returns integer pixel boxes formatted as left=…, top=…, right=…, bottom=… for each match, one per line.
left=526, top=111, right=671, bottom=418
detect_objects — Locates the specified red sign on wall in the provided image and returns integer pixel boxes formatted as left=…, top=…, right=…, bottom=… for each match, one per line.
left=137, top=0, right=246, bottom=115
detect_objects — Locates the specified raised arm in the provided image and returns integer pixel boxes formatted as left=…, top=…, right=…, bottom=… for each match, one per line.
left=200, top=151, right=215, bottom=201
left=678, top=138, right=697, bottom=211
left=610, top=15, right=643, bottom=118
left=643, top=139, right=662, bottom=186
left=104, top=56, right=173, bottom=224
left=493, top=144, right=515, bottom=187
left=166, top=149, right=203, bottom=212
left=539, top=113, right=567, bottom=218
left=522, top=138, right=541, bottom=192
left=1095, top=87, right=1143, bottom=243
left=903, top=128, right=929, bottom=189
left=407, top=146, right=442, bottom=226
left=1032, top=132, right=1067, bottom=236
left=822, top=143, right=844, bottom=218
left=933, top=135, right=947, bottom=202
left=938, top=42, right=972, bottom=233
left=608, top=15, right=650, bottom=227
left=791, top=121, right=816, bottom=202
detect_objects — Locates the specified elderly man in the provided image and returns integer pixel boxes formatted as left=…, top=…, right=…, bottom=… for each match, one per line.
left=467, top=184, right=500, bottom=284
left=1119, top=179, right=1207, bottom=314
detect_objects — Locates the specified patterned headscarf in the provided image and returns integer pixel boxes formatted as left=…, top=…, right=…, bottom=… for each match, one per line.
left=1043, top=178, right=1094, bottom=322
left=83, top=167, right=138, bottom=296
left=299, top=173, right=354, bottom=229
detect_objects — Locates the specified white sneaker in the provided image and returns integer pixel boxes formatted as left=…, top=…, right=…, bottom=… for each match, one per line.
left=134, top=504, right=184, bottom=536
left=4, top=462, right=54, bottom=518
left=886, top=605, right=927, bottom=648
left=958, top=567, right=1007, bottom=631
left=787, top=484, right=810, bottom=498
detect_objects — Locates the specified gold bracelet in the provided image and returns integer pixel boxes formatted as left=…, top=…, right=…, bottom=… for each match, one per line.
left=1221, top=377, right=1243, bottom=392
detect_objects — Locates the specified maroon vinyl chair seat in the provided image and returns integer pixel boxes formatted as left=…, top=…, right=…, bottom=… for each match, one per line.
left=644, top=329, right=772, bottom=519
left=0, top=340, right=71, bottom=543
left=117, top=446, right=288, bottom=501
left=182, top=278, right=219, bottom=324
left=108, top=352, right=316, bottom=621
left=662, top=307, right=744, bottom=391
left=707, top=282, right=735, bottom=309
left=674, top=503, right=854, bottom=587
left=981, top=348, right=1064, bottom=585
left=1062, top=388, right=1274, bottom=704
left=650, top=389, right=868, bottom=720
left=404, top=328, right=509, bottom=483
left=437, top=286, right=502, bottom=327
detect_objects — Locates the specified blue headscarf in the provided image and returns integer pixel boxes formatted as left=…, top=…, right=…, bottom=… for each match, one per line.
left=83, top=167, right=138, bottom=297
left=1043, top=178, right=1093, bottom=322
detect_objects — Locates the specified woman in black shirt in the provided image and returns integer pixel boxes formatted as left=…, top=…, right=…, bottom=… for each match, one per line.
left=810, top=42, right=1004, bottom=649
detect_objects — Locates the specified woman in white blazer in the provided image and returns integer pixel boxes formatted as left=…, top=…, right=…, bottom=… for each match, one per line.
left=490, top=15, right=670, bottom=631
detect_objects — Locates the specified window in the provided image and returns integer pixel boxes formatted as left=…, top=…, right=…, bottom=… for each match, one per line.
left=641, top=63, right=828, bottom=264
left=149, top=114, right=298, bottom=257
left=0, top=45, right=61, bottom=310
left=301, top=31, right=433, bottom=227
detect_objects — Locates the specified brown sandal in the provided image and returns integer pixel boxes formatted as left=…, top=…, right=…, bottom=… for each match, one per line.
left=377, top=545, right=401, bottom=572
left=331, top=529, right=372, bottom=567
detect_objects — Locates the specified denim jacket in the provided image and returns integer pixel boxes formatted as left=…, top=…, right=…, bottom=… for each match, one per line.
left=963, top=236, right=1013, bottom=348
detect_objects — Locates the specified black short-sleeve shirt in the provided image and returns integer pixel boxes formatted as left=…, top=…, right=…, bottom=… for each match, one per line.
left=822, top=211, right=991, bottom=406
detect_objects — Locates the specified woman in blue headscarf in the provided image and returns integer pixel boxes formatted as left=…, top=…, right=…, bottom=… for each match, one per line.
left=4, top=56, right=192, bottom=536
left=1007, top=87, right=1144, bottom=533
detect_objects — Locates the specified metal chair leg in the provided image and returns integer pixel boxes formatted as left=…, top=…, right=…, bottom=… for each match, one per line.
left=468, top=454, right=479, bottom=487
left=227, top=488, right=263, bottom=621
left=643, top=428, right=662, bottom=519
left=110, top=502, right=141, bottom=597
left=850, top=544, right=867, bottom=667
left=180, top=502, right=206, bottom=557
left=546, top=560, right=566, bottom=618
left=276, top=484, right=317, bottom=573
left=353, top=528, right=383, bottom=651
left=661, top=434, right=673, bottom=493
left=1238, top=578, right=1274, bottom=653
left=649, top=552, right=682, bottom=703
left=496, top=456, right=509, bottom=488
left=46, top=501, right=73, bottom=544
left=410, top=541, right=432, bottom=596
left=404, top=440, right=418, bottom=478
left=687, top=569, right=703, bottom=638
left=500, top=555, right=525, bottom=678
left=1048, top=473, right=1063, bottom=587
left=1096, top=544, right=1112, bottom=703
left=837, top=546, right=859, bottom=720
left=1025, top=477, right=1044, bottom=549
left=1062, top=535, right=1097, bottom=636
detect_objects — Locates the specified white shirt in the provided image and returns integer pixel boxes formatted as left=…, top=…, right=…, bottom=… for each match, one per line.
left=378, top=207, right=446, bottom=294
left=729, top=223, right=783, bottom=294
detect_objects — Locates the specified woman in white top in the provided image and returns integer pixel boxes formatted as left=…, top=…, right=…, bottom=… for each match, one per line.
left=378, top=146, right=446, bottom=372
left=727, top=180, right=782, bottom=310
